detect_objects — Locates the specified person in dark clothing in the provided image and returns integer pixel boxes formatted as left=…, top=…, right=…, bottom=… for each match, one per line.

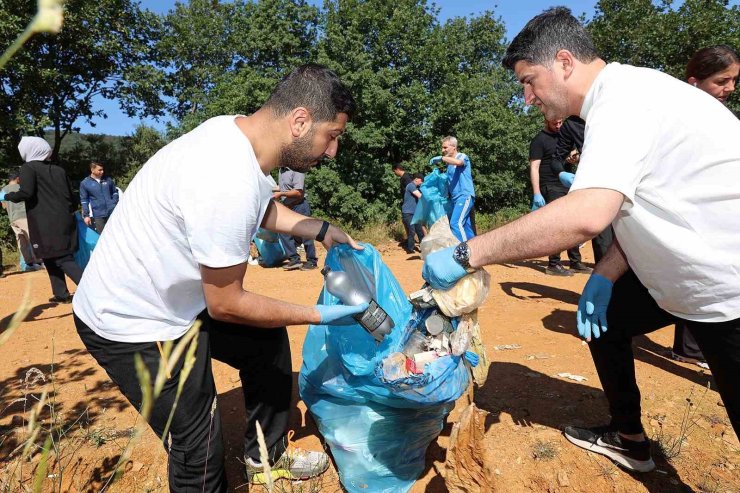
left=1, top=137, right=82, bottom=303
left=551, top=116, right=614, bottom=263
left=528, top=117, right=591, bottom=276
left=80, top=161, right=119, bottom=234
left=401, top=173, right=425, bottom=254
left=392, top=163, right=413, bottom=200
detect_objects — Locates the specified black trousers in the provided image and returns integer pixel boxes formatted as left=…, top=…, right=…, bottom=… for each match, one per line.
left=589, top=270, right=740, bottom=437
left=92, top=216, right=109, bottom=235
left=44, top=254, right=83, bottom=298
left=591, top=226, right=613, bottom=264
left=401, top=212, right=424, bottom=253
left=74, top=310, right=293, bottom=492
left=542, top=185, right=582, bottom=266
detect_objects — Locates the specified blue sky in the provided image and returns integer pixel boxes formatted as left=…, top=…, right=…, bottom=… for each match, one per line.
left=75, top=0, right=601, bottom=135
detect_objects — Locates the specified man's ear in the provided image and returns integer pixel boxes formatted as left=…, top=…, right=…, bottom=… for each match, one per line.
left=288, top=107, right=313, bottom=139
left=555, top=49, right=575, bottom=79
left=687, top=76, right=698, bottom=87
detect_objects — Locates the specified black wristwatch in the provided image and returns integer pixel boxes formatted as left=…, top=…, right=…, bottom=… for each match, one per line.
left=453, top=241, right=473, bottom=271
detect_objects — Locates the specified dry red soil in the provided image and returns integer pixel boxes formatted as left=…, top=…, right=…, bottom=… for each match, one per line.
left=1, top=243, right=738, bottom=492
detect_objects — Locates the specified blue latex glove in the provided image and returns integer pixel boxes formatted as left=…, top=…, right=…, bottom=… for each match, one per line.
left=463, top=351, right=479, bottom=367
left=316, top=302, right=369, bottom=326
left=0, top=191, right=5, bottom=201
left=531, top=193, right=546, bottom=211
left=429, top=156, right=443, bottom=166
left=576, top=273, right=613, bottom=341
left=559, top=172, right=575, bottom=188
left=422, top=245, right=468, bottom=290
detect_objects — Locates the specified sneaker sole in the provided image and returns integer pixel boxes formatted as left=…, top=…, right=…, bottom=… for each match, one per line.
left=283, top=264, right=302, bottom=271
left=250, top=464, right=329, bottom=484
left=564, top=433, right=656, bottom=472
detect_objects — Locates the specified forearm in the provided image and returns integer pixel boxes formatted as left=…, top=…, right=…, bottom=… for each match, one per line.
left=593, top=237, right=629, bottom=282
left=261, top=200, right=325, bottom=238
left=529, top=163, right=541, bottom=195
left=210, top=290, right=319, bottom=327
left=275, top=189, right=302, bottom=200
left=441, top=156, right=464, bottom=166
left=468, top=188, right=622, bottom=268
left=4, top=190, right=31, bottom=202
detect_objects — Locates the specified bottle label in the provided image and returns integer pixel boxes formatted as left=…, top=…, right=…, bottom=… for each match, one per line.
left=353, top=299, right=389, bottom=336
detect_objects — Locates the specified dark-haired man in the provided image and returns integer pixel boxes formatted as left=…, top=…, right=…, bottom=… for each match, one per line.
left=72, top=64, right=364, bottom=491
left=401, top=173, right=425, bottom=254
left=80, top=161, right=119, bottom=234
left=421, top=7, right=740, bottom=473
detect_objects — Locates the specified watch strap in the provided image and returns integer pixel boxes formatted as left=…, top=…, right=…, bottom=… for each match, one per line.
left=315, top=221, right=330, bottom=242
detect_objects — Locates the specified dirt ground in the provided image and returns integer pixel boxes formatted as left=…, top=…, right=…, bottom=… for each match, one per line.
left=1, top=242, right=738, bottom=492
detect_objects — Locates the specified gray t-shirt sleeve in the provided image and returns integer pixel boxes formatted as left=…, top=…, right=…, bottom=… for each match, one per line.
left=291, top=171, right=305, bottom=191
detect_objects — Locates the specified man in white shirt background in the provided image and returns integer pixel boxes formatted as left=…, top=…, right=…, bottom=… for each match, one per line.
left=422, top=6, right=740, bottom=474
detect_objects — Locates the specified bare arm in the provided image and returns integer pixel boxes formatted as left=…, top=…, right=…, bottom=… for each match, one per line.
left=468, top=188, right=623, bottom=268
left=261, top=200, right=362, bottom=250
left=273, top=189, right=304, bottom=201
left=411, top=190, right=422, bottom=199
left=529, top=159, right=542, bottom=195
left=201, top=263, right=320, bottom=326
left=593, top=237, right=629, bottom=282
left=441, top=155, right=464, bottom=166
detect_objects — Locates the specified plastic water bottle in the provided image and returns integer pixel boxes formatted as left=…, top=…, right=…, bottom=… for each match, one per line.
left=321, top=266, right=394, bottom=342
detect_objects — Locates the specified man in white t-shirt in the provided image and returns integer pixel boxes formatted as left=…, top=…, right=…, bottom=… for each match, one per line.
left=421, top=7, right=740, bottom=474
left=72, top=64, right=364, bottom=491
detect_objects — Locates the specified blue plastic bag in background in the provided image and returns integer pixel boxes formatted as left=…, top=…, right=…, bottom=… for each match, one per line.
left=411, top=169, right=452, bottom=228
left=253, top=228, right=288, bottom=267
left=74, top=212, right=99, bottom=269
left=300, top=244, right=469, bottom=492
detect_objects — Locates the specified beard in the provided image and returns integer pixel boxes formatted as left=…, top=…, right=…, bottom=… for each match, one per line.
left=538, top=81, right=570, bottom=121
left=278, top=128, right=322, bottom=173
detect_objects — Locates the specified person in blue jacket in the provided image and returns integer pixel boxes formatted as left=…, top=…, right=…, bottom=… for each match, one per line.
left=430, top=136, right=475, bottom=241
left=79, top=161, right=119, bottom=234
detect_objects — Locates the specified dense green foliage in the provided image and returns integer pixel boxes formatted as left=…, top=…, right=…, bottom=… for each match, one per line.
left=1, top=0, right=738, bottom=251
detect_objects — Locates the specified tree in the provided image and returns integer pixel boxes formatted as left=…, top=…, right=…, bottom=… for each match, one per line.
left=0, top=0, right=160, bottom=165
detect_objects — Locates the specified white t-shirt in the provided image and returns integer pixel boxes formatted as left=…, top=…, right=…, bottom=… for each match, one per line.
left=571, top=63, right=740, bottom=323
left=73, top=116, right=276, bottom=342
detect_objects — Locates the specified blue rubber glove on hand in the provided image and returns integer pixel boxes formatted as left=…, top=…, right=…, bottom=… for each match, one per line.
left=422, top=245, right=468, bottom=290
left=576, top=273, right=613, bottom=341
left=429, top=156, right=443, bottom=166
left=558, top=172, right=575, bottom=188
left=317, top=302, right=369, bottom=326
left=463, top=351, right=479, bottom=367
left=0, top=191, right=5, bottom=201
left=531, top=193, right=546, bottom=211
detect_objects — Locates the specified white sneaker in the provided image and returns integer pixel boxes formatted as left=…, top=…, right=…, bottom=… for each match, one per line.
left=248, top=255, right=259, bottom=266
left=671, top=351, right=709, bottom=370
left=245, top=431, right=329, bottom=484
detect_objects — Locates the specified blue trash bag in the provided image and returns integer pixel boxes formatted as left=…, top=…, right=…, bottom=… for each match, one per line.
left=411, top=169, right=452, bottom=228
left=299, top=243, right=469, bottom=492
left=74, top=212, right=99, bottom=269
left=253, top=228, right=287, bottom=267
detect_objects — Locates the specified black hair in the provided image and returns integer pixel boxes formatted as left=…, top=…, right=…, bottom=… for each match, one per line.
left=686, top=45, right=740, bottom=81
left=392, top=163, right=405, bottom=171
left=503, top=7, right=599, bottom=70
left=264, top=64, right=357, bottom=123
left=413, top=173, right=424, bottom=180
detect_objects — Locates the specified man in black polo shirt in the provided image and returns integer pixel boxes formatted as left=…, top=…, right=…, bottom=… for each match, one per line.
left=529, top=117, right=591, bottom=275
left=551, top=116, right=614, bottom=263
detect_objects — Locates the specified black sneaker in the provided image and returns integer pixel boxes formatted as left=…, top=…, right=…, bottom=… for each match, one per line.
left=283, top=259, right=302, bottom=271
left=570, top=261, right=593, bottom=274
left=564, top=425, right=655, bottom=472
left=300, top=262, right=318, bottom=271
left=545, top=264, right=574, bottom=277
left=49, top=294, right=73, bottom=304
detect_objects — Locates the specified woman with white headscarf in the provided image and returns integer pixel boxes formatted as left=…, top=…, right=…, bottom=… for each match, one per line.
left=1, top=136, right=82, bottom=302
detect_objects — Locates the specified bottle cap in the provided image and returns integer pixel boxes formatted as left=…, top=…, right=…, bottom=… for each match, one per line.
left=320, top=266, right=331, bottom=276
